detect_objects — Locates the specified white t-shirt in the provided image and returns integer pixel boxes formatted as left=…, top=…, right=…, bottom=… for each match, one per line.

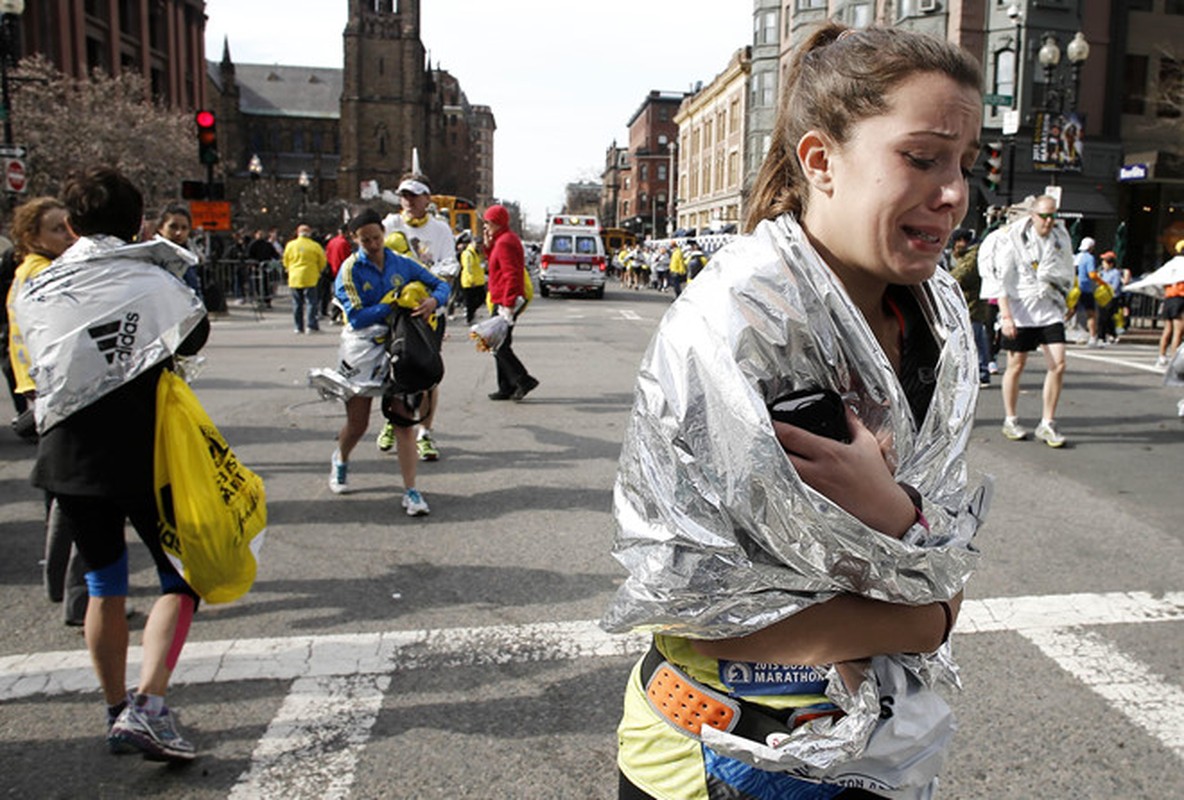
left=382, top=213, right=458, bottom=278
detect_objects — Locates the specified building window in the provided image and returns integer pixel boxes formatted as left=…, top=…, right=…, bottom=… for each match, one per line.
left=797, top=0, right=825, bottom=8
left=622, top=200, right=630, bottom=217
left=659, top=107, right=670, bottom=121
left=751, top=71, right=775, bottom=108
left=728, top=151, right=738, bottom=187
left=658, top=133, right=668, bottom=146
left=640, top=163, right=648, bottom=181
left=657, top=163, right=667, bottom=181
left=1124, top=55, right=1148, bottom=115
left=729, top=98, right=740, bottom=133
left=293, top=131, right=305, bottom=152
left=1158, top=57, right=1182, bottom=118
left=994, top=48, right=1015, bottom=101
left=755, top=10, right=777, bottom=45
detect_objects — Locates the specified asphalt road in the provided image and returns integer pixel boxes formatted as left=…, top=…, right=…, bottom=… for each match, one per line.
left=1, top=282, right=1181, bottom=799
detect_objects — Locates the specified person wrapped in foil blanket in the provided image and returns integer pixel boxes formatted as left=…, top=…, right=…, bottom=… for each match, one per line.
left=602, top=214, right=991, bottom=794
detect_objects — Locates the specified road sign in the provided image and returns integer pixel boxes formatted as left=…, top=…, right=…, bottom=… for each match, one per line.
left=189, top=199, right=232, bottom=231
left=5, top=157, right=27, bottom=193
left=0, top=144, right=26, bottom=159
left=983, top=93, right=1014, bottom=107
left=1002, top=109, right=1020, bottom=136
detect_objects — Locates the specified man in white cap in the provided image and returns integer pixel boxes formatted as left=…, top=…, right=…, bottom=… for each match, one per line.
left=998, top=194, right=1074, bottom=447
left=1073, top=235, right=1100, bottom=347
left=378, top=173, right=459, bottom=461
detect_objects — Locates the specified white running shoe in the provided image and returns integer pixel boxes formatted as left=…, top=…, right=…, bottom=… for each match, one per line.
left=402, top=488, right=430, bottom=516
left=1034, top=420, right=1066, bottom=448
left=329, top=450, right=350, bottom=494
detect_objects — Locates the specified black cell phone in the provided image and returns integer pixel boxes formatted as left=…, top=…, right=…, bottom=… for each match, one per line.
left=768, top=388, right=851, bottom=443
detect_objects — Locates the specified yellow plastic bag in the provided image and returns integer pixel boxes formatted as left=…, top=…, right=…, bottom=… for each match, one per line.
left=1065, top=279, right=1080, bottom=313
left=485, top=267, right=534, bottom=313
left=154, top=370, right=267, bottom=604
left=1094, top=280, right=1114, bottom=307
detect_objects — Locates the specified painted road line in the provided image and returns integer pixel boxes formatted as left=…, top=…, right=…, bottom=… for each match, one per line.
left=3, top=591, right=1182, bottom=702
left=228, top=674, right=392, bottom=800
left=619, top=309, right=641, bottom=321
left=1066, top=349, right=1167, bottom=374
left=1019, top=626, right=1184, bottom=758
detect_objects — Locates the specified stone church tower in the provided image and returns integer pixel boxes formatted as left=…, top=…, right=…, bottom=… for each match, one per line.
left=339, top=0, right=439, bottom=196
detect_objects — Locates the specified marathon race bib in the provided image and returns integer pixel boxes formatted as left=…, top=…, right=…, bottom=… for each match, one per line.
left=717, top=660, right=828, bottom=696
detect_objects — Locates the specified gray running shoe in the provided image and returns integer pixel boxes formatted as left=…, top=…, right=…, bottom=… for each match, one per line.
left=1001, top=418, right=1027, bottom=441
left=108, top=703, right=196, bottom=762
left=1034, top=420, right=1066, bottom=448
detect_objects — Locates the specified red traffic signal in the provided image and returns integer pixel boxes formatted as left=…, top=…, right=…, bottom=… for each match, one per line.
left=195, top=110, right=219, bottom=166
left=984, top=142, right=1003, bottom=192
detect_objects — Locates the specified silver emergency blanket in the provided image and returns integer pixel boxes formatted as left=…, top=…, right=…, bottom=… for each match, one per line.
left=602, top=215, right=989, bottom=793
left=13, top=236, right=205, bottom=433
left=1166, top=343, right=1184, bottom=387
left=308, top=323, right=390, bottom=401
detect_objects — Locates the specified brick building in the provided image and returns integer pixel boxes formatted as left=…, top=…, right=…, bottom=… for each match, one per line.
left=619, top=90, right=685, bottom=239
left=12, top=0, right=207, bottom=108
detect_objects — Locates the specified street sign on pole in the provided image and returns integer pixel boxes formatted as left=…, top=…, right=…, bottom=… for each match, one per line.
left=189, top=200, right=232, bottom=232
left=1002, top=109, right=1020, bottom=136
left=4, top=156, right=25, bottom=193
left=983, top=93, right=1014, bottom=107
left=0, top=143, right=26, bottom=158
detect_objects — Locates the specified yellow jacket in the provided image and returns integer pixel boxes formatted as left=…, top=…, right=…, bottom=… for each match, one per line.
left=460, top=243, right=486, bottom=289
left=6, top=252, right=53, bottom=394
left=282, top=235, right=326, bottom=289
left=669, top=246, right=686, bottom=276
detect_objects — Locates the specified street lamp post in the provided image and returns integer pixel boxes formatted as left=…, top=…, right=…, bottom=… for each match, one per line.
left=667, top=140, right=677, bottom=237
left=0, top=0, right=25, bottom=208
left=1038, top=31, right=1090, bottom=116
left=298, top=169, right=310, bottom=218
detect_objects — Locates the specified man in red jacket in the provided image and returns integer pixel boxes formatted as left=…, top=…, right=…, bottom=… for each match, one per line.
left=483, top=205, right=539, bottom=401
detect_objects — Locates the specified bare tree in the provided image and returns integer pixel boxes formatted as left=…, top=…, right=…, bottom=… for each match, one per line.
left=9, top=55, right=195, bottom=212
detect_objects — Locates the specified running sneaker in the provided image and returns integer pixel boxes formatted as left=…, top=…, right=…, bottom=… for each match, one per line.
left=402, top=488, right=430, bottom=516
left=1001, top=418, right=1027, bottom=441
left=1034, top=420, right=1066, bottom=448
left=376, top=421, right=396, bottom=452
left=106, top=695, right=135, bottom=755
left=329, top=450, right=349, bottom=494
left=1156, top=354, right=1170, bottom=369
left=107, top=703, right=196, bottom=762
left=1178, top=398, right=1184, bottom=419
left=988, top=360, right=999, bottom=375
left=416, top=432, right=439, bottom=461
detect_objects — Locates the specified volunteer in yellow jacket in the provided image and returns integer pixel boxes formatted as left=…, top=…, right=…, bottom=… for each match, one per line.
left=668, top=243, right=687, bottom=298
left=458, top=232, right=487, bottom=324
left=282, top=224, right=327, bottom=334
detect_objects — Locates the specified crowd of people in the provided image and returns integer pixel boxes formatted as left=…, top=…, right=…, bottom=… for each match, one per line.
left=610, top=239, right=711, bottom=296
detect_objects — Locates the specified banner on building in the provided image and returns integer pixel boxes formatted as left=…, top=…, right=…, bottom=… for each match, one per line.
left=1033, top=111, right=1085, bottom=173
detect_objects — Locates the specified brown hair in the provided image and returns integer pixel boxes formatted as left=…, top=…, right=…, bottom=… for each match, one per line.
left=12, top=196, right=68, bottom=259
left=744, top=23, right=982, bottom=232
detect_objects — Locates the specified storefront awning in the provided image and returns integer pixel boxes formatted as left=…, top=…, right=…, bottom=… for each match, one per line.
left=1122, top=150, right=1184, bottom=183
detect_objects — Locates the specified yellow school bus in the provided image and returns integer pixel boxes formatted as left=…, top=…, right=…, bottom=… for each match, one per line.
left=601, top=227, right=637, bottom=256
left=431, top=195, right=479, bottom=236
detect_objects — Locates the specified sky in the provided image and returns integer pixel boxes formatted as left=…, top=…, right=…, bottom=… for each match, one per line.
left=202, top=0, right=754, bottom=228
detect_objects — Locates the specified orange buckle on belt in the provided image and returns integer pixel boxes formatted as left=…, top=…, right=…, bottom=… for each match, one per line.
left=644, top=661, right=739, bottom=738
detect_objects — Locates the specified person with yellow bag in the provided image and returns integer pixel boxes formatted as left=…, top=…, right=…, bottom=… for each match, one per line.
left=12, top=166, right=210, bottom=762
left=329, top=208, right=450, bottom=514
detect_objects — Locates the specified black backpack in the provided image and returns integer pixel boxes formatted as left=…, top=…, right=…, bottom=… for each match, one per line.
left=381, top=310, right=444, bottom=427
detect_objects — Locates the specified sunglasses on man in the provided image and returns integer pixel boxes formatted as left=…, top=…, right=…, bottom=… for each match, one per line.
left=1033, top=212, right=1056, bottom=220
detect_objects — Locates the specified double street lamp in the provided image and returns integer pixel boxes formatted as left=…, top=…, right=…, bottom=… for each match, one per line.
left=1038, top=31, right=1091, bottom=115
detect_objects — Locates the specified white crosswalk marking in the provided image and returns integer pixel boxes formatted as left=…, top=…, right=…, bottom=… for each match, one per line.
left=228, top=674, right=391, bottom=800
left=1019, top=626, right=1184, bottom=758
left=3, top=590, right=1183, bottom=797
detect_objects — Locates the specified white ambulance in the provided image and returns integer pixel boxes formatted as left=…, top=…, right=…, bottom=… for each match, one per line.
left=538, top=214, right=607, bottom=299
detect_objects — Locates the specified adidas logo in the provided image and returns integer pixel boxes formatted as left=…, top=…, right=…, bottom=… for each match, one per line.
left=87, top=312, right=141, bottom=364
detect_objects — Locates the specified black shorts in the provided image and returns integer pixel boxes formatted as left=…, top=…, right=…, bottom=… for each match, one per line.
left=1163, top=296, right=1184, bottom=321
left=55, top=493, right=196, bottom=599
left=1000, top=322, right=1066, bottom=352
left=1077, top=292, right=1096, bottom=312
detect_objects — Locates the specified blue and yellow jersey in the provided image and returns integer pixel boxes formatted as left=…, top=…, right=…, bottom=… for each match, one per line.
left=335, top=247, right=450, bottom=330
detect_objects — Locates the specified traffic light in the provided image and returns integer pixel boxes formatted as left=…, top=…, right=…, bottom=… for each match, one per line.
left=195, top=110, right=219, bottom=166
left=984, top=142, right=1003, bottom=193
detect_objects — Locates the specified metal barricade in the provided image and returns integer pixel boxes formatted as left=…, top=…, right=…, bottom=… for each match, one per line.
left=1126, top=292, right=1163, bottom=331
